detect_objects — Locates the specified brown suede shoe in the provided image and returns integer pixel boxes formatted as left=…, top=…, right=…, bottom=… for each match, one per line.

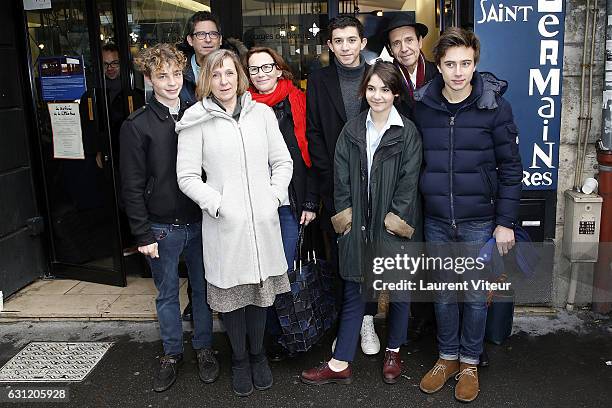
left=301, top=362, right=353, bottom=385
left=382, top=350, right=402, bottom=384
left=419, top=358, right=460, bottom=394
left=455, top=363, right=479, bottom=402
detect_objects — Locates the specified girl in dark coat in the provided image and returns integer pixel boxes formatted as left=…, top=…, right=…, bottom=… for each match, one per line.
left=246, top=47, right=319, bottom=359
left=301, top=61, right=422, bottom=385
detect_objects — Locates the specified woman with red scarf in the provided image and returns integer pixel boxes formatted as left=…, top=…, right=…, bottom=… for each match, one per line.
left=246, top=47, right=319, bottom=360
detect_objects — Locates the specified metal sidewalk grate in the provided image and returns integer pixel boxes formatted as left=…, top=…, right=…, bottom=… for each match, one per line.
left=0, top=342, right=113, bottom=383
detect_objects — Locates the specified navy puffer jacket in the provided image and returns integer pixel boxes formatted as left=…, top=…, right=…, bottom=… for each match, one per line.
left=413, top=71, right=523, bottom=228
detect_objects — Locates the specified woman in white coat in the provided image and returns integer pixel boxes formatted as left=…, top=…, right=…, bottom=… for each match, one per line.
left=176, top=49, right=293, bottom=397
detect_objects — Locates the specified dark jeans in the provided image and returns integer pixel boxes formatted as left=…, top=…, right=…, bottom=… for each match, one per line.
left=424, top=217, right=494, bottom=365
left=148, top=222, right=213, bottom=356
left=323, top=228, right=378, bottom=317
left=333, top=280, right=409, bottom=362
left=266, top=206, right=300, bottom=337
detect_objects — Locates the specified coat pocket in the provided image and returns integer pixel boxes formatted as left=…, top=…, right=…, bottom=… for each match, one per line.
left=479, top=168, right=495, bottom=202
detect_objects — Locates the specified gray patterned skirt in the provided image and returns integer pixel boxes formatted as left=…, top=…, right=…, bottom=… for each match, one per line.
left=207, top=273, right=290, bottom=313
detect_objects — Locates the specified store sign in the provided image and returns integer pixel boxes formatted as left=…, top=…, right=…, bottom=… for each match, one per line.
left=475, top=0, right=565, bottom=190
left=23, top=0, right=51, bottom=10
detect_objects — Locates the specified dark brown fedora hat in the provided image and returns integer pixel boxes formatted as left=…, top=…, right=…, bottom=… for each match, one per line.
left=383, top=13, right=428, bottom=43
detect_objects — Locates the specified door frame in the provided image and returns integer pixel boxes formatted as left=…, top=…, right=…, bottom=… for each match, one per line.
left=22, top=0, right=128, bottom=287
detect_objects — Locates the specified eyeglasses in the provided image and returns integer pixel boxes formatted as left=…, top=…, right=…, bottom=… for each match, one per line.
left=247, top=63, right=277, bottom=75
left=103, top=60, right=120, bottom=68
left=191, top=31, right=220, bottom=40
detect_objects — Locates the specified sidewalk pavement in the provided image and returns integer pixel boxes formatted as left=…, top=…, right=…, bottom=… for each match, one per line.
left=0, top=311, right=610, bottom=408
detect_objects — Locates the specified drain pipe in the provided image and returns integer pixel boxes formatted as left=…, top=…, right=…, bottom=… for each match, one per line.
left=567, top=0, right=600, bottom=311
left=592, top=0, right=612, bottom=314
left=578, top=0, right=599, bottom=184
left=573, top=0, right=593, bottom=190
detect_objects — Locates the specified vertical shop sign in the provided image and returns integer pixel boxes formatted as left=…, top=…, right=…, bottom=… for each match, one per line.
left=475, top=0, right=565, bottom=190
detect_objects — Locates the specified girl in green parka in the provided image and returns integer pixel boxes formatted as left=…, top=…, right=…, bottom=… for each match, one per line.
left=301, top=61, right=423, bottom=385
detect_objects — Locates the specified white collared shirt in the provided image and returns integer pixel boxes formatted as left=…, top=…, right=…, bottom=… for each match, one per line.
left=365, top=106, right=404, bottom=190
left=408, top=63, right=418, bottom=88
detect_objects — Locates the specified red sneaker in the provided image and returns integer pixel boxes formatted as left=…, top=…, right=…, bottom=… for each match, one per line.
left=300, top=362, right=353, bottom=385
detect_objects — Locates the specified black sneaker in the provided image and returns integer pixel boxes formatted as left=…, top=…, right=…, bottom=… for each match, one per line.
left=479, top=347, right=490, bottom=367
left=153, top=354, right=182, bottom=392
left=196, top=348, right=220, bottom=383
left=266, top=341, right=294, bottom=362
left=182, top=302, right=193, bottom=322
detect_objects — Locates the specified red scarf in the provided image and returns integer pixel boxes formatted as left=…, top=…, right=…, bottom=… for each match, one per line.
left=248, top=79, right=311, bottom=167
left=397, top=53, right=426, bottom=101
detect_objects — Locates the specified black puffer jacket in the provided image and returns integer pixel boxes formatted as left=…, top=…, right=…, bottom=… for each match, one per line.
left=120, top=97, right=201, bottom=245
left=413, top=72, right=523, bottom=228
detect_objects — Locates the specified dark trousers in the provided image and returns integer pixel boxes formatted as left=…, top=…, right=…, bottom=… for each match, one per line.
left=333, top=280, right=409, bottom=362
left=322, top=228, right=378, bottom=317
left=266, top=206, right=300, bottom=337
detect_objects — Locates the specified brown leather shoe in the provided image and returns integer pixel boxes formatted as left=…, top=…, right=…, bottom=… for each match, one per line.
left=382, top=350, right=402, bottom=384
left=419, top=358, right=460, bottom=394
left=455, top=363, right=479, bottom=402
left=301, top=362, right=353, bottom=385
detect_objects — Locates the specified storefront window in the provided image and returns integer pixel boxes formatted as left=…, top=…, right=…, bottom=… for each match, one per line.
left=125, top=0, right=211, bottom=48
left=124, top=0, right=210, bottom=96
left=241, top=0, right=328, bottom=86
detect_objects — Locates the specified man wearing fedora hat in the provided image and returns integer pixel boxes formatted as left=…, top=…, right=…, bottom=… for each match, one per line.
left=384, top=13, right=437, bottom=118
left=384, top=13, right=437, bottom=340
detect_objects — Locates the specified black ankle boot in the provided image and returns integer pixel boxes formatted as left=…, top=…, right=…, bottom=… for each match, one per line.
left=250, top=353, right=273, bottom=390
left=231, top=357, right=253, bottom=397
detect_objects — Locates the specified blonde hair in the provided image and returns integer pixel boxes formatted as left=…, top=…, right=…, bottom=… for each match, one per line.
left=196, top=49, right=249, bottom=100
left=134, top=43, right=187, bottom=77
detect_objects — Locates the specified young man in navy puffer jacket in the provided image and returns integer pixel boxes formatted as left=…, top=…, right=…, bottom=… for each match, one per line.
left=412, top=28, right=522, bottom=403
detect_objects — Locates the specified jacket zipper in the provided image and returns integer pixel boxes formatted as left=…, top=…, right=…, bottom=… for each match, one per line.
left=449, top=115, right=456, bottom=229
left=235, top=120, right=264, bottom=287
left=432, top=93, right=483, bottom=229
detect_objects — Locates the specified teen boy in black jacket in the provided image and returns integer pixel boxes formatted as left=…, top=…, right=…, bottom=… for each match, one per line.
left=120, top=44, right=217, bottom=393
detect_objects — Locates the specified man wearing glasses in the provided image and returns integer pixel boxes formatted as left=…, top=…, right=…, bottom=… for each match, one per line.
left=80, top=43, right=143, bottom=169
left=179, top=11, right=222, bottom=104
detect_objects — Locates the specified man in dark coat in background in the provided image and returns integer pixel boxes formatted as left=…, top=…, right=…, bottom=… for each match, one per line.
left=384, top=13, right=437, bottom=119
left=178, top=11, right=223, bottom=105
left=384, top=13, right=438, bottom=341
left=307, top=15, right=381, bottom=356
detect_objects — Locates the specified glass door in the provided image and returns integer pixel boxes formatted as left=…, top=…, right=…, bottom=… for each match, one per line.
left=26, top=0, right=130, bottom=285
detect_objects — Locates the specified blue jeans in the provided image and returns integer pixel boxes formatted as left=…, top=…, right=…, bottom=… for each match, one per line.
left=148, top=222, right=213, bottom=356
left=266, top=206, right=300, bottom=337
left=334, top=281, right=409, bottom=362
left=424, top=217, right=494, bottom=365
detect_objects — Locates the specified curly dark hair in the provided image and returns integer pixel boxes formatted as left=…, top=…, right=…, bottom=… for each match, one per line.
left=328, top=15, right=364, bottom=39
